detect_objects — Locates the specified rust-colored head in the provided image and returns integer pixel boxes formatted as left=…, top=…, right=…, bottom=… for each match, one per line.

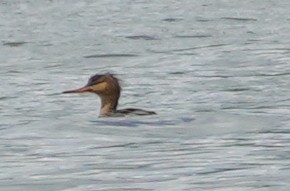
left=63, top=73, right=121, bottom=97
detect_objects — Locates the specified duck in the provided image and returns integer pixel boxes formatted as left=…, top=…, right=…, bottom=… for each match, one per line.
left=63, top=73, right=156, bottom=117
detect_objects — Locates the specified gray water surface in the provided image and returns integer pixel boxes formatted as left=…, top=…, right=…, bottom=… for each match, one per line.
left=1, top=0, right=290, bottom=190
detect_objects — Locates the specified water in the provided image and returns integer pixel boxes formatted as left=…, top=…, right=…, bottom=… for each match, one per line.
left=1, top=0, right=290, bottom=190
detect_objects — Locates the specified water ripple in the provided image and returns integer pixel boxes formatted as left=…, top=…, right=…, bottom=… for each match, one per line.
left=162, top=18, right=183, bottom=22
left=221, top=17, right=258, bottom=22
left=2, top=41, right=27, bottom=47
left=125, top=35, right=159, bottom=40
left=84, top=54, right=139, bottom=58
left=174, top=35, right=212, bottom=39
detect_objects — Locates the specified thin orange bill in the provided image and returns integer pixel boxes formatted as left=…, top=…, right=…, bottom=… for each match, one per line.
left=62, top=86, right=92, bottom=94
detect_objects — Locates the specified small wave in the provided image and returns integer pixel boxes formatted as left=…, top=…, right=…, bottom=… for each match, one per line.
left=162, top=18, right=183, bottom=22
left=222, top=88, right=252, bottom=92
left=84, top=53, right=138, bottom=58
left=126, top=35, right=159, bottom=40
left=149, top=45, right=229, bottom=55
left=174, top=35, right=212, bottom=39
left=196, top=18, right=211, bottom=22
left=92, top=116, right=195, bottom=127
left=255, top=72, right=290, bottom=77
left=7, top=70, right=22, bottom=74
left=177, top=53, right=198, bottom=56
left=172, top=43, right=228, bottom=53
left=93, top=119, right=177, bottom=127
left=3, top=41, right=27, bottom=47
left=168, top=71, right=187, bottom=75
left=196, top=167, right=249, bottom=175
left=195, top=75, right=231, bottom=78
left=0, top=96, right=17, bottom=100
left=221, top=17, right=257, bottom=22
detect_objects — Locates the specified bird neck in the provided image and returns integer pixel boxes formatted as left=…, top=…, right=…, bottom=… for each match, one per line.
left=99, top=94, right=119, bottom=116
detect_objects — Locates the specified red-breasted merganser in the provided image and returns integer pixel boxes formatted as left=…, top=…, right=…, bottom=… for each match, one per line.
left=63, top=73, right=156, bottom=117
